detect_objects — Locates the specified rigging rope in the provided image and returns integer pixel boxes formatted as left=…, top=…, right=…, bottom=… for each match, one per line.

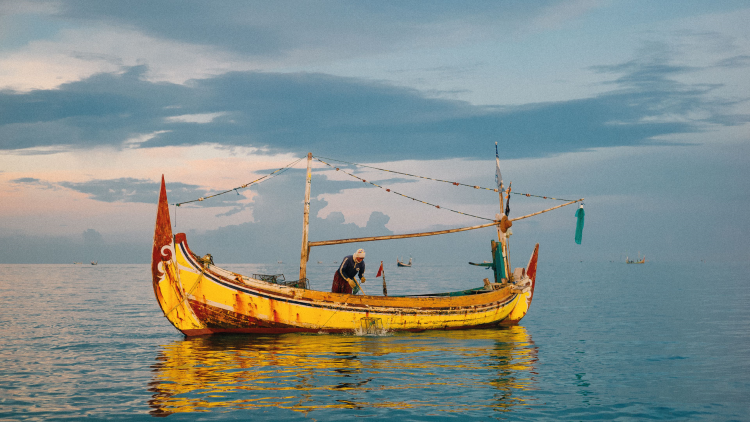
left=172, top=157, right=305, bottom=206
left=315, top=155, right=578, bottom=202
left=170, top=153, right=576, bottom=214
left=314, top=156, right=495, bottom=222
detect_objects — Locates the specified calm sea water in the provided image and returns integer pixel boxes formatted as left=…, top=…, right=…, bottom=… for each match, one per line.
left=1, top=260, right=748, bottom=420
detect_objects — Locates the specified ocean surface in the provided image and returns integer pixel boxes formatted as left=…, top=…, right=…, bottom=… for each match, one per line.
left=1, top=260, right=748, bottom=421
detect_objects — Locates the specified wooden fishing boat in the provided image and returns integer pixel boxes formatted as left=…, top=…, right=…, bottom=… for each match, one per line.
left=151, top=153, right=581, bottom=336
left=396, top=257, right=412, bottom=267
left=626, top=253, right=646, bottom=264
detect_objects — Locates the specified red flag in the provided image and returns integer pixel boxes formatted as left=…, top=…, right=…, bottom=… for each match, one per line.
left=376, top=261, right=383, bottom=278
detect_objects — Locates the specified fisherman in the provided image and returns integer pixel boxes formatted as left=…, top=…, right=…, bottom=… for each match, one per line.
left=332, top=248, right=366, bottom=294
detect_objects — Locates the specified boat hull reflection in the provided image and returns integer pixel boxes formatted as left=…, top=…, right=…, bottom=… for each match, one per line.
left=149, top=327, right=538, bottom=416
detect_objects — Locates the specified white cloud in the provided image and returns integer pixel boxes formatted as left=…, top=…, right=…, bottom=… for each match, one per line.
left=0, top=0, right=58, bottom=16
left=530, top=0, right=603, bottom=31
left=123, top=130, right=170, bottom=148
left=0, top=25, right=256, bottom=92
left=164, top=112, right=227, bottom=124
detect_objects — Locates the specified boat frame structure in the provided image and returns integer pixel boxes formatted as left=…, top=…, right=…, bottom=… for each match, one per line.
left=151, top=153, right=579, bottom=336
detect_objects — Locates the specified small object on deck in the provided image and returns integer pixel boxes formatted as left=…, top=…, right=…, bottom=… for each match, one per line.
left=253, top=273, right=285, bottom=283
left=198, top=254, right=214, bottom=268
left=376, top=261, right=387, bottom=296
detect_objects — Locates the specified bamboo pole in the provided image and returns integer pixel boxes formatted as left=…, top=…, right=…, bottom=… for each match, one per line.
left=510, top=199, right=584, bottom=222
left=307, top=198, right=584, bottom=249
left=299, top=152, right=312, bottom=281
left=308, top=221, right=500, bottom=248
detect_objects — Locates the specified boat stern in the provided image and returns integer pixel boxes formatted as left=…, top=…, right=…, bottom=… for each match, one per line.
left=500, top=243, right=539, bottom=325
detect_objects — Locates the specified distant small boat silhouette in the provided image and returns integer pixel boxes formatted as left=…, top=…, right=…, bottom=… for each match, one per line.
left=91, top=261, right=98, bottom=265
left=626, top=252, right=645, bottom=264
left=397, top=257, right=412, bottom=267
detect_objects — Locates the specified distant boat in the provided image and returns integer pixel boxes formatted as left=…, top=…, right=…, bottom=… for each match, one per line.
left=626, top=252, right=645, bottom=264
left=397, top=257, right=412, bottom=267
left=317, top=261, right=323, bottom=264
left=73, top=262, right=83, bottom=265
left=91, top=261, right=98, bottom=265
left=277, top=261, right=283, bottom=264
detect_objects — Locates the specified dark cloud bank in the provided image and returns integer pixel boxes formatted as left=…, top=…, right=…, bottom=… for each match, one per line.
left=3, top=48, right=745, bottom=158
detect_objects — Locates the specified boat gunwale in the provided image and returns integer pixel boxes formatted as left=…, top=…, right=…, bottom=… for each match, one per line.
left=175, top=233, right=519, bottom=314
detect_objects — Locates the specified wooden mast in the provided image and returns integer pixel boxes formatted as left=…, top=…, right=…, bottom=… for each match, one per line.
left=495, top=142, right=511, bottom=280
left=299, top=152, right=312, bottom=281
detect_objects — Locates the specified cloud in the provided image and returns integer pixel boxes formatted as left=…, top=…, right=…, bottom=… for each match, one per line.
left=24, top=166, right=400, bottom=211
left=12, top=177, right=42, bottom=183
left=0, top=1, right=608, bottom=99
left=164, top=112, right=227, bottom=124
left=53, top=177, right=254, bottom=210
left=714, top=54, right=750, bottom=69
left=3, top=52, right=746, bottom=160
left=11, top=177, right=56, bottom=189
left=82, top=228, right=102, bottom=243
left=530, top=0, right=601, bottom=31
left=53, top=1, right=574, bottom=58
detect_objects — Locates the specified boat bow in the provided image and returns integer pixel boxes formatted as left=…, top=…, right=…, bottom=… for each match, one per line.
left=151, top=176, right=206, bottom=334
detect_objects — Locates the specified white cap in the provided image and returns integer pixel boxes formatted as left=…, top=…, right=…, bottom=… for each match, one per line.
left=353, top=248, right=365, bottom=259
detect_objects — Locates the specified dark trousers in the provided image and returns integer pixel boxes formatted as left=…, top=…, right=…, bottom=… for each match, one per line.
left=331, top=271, right=353, bottom=294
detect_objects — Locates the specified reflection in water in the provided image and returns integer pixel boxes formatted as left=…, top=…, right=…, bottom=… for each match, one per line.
left=148, top=327, right=538, bottom=417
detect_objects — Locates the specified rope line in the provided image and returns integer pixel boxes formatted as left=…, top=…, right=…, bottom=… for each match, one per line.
left=172, top=157, right=305, bottom=206
left=314, top=156, right=495, bottom=222
left=171, top=153, right=577, bottom=210
left=315, top=155, right=501, bottom=192
left=510, top=191, right=578, bottom=201
left=315, top=155, right=577, bottom=202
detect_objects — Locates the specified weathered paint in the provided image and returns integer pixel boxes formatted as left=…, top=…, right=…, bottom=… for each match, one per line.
left=499, top=243, right=538, bottom=326
left=151, top=175, right=205, bottom=333
left=152, top=177, right=537, bottom=336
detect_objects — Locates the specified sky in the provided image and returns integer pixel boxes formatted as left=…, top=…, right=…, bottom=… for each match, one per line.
left=1, top=0, right=749, bottom=267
